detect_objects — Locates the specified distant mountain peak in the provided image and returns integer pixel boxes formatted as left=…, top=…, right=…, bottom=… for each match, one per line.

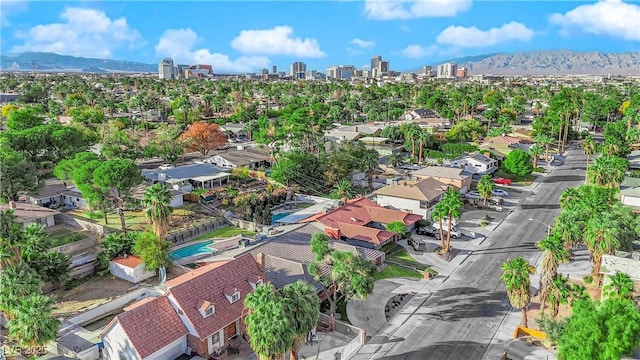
left=0, top=52, right=156, bottom=73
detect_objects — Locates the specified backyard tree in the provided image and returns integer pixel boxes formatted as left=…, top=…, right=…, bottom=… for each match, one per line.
left=5, top=107, right=43, bottom=131
left=7, top=294, right=60, bottom=350
left=386, top=221, right=408, bottom=238
left=0, top=147, right=39, bottom=202
left=477, top=174, right=495, bottom=207
left=329, top=180, right=356, bottom=202
left=501, top=257, right=535, bottom=327
left=133, top=231, right=170, bottom=272
left=503, top=148, right=533, bottom=177
left=271, top=150, right=325, bottom=192
left=310, top=232, right=330, bottom=262
left=148, top=124, right=186, bottom=165
left=557, top=298, right=640, bottom=360
left=179, top=121, right=227, bottom=156
left=92, top=159, right=143, bottom=232
left=141, top=183, right=173, bottom=240
left=309, top=245, right=376, bottom=316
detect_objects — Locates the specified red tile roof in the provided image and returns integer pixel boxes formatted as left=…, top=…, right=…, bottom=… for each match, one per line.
left=166, top=253, right=267, bottom=340
left=110, top=296, right=188, bottom=359
left=111, top=255, right=144, bottom=269
left=336, top=222, right=395, bottom=245
left=315, top=198, right=421, bottom=228
left=163, top=260, right=229, bottom=287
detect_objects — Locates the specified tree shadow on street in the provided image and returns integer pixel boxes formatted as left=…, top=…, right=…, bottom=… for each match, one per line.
left=376, top=340, right=489, bottom=360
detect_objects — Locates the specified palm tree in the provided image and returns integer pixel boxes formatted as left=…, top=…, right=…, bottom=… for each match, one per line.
left=360, top=148, right=380, bottom=193
left=587, top=155, right=627, bottom=188
left=547, top=275, right=572, bottom=318
left=431, top=188, right=463, bottom=254
left=0, top=263, right=43, bottom=319
left=386, top=152, right=403, bottom=168
left=528, top=144, right=544, bottom=168
left=429, top=204, right=448, bottom=251
left=329, top=180, right=356, bottom=202
left=7, top=294, right=60, bottom=349
left=537, top=234, right=569, bottom=312
left=477, top=174, right=495, bottom=207
left=581, top=136, right=595, bottom=175
left=141, top=183, right=173, bottom=240
left=602, top=271, right=635, bottom=300
left=417, top=129, right=432, bottom=163
left=0, top=210, right=24, bottom=269
left=584, top=212, right=621, bottom=284
left=501, top=257, right=535, bottom=327
left=401, top=123, right=421, bottom=159
left=552, top=207, right=585, bottom=257
left=534, top=134, right=555, bottom=162
left=280, top=281, right=320, bottom=360
left=244, top=284, right=296, bottom=360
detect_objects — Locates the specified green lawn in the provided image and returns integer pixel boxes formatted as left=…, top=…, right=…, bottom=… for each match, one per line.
left=49, top=233, right=86, bottom=248
left=494, top=168, right=537, bottom=186
left=72, top=210, right=149, bottom=231
left=375, top=264, right=424, bottom=280
left=381, top=242, right=428, bottom=271
left=190, top=226, right=256, bottom=241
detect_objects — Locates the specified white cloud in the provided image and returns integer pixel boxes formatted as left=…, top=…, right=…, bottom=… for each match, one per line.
left=155, top=28, right=270, bottom=73
left=1, top=0, right=28, bottom=26
left=11, top=7, right=143, bottom=58
left=231, top=26, right=325, bottom=57
left=350, top=38, right=376, bottom=49
left=364, top=0, right=472, bottom=20
left=436, top=22, right=534, bottom=48
left=550, top=0, right=640, bottom=41
left=401, top=44, right=438, bottom=58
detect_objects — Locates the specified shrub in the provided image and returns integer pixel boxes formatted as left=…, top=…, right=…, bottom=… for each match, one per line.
left=583, top=275, right=593, bottom=284
left=85, top=211, right=105, bottom=220
left=503, top=148, right=533, bottom=176
left=533, top=167, right=545, bottom=173
left=629, top=170, right=640, bottom=178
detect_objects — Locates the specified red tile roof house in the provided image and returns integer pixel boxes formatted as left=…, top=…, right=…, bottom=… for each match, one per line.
left=101, top=253, right=267, bottom=359
left=307, top=198, right=422, bottom=249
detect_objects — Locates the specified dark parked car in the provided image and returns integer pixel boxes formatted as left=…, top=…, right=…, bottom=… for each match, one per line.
left=416, top=226, right=441, bottom=240
left=408, top=237, right=427, bottom=251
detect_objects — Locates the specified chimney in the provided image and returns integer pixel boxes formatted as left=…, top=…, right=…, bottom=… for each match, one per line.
left=256, top=253, right=265, bottom=272
left=8, top=200, right=16, bottom=209
left=483, top=152, right=491, bottom=158
left=460, top=164, right=465, bottom=170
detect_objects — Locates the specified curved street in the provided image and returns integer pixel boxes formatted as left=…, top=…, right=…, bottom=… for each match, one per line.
left=349, top=144, right=586, bottom=360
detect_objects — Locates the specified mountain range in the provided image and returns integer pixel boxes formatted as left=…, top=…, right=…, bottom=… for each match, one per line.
left=1, top=50, right=639, bottom=75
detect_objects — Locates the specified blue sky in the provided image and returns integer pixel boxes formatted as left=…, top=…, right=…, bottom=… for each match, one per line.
left=1, top=0, right=639, bottom=73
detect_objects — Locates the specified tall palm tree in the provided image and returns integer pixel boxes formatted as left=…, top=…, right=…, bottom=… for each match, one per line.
left=244, top=284, right=296, bottom=360
left=141, top=183, right=173, bottom=240
left=534, top=134, right=555, bottom=162
left=501, top=257, right=535, bottom=327
left=329, top=180, right=356, bottom=202
left=552, top=207, right=585, bottom=257
left=386, top=152, right=403, bottom=168
left=584, top=212, right=621, bottom=284
left=431, top=188, right=463, bottom=254
left=558, top=187, right=581, bottom=209
left=581, top=137, right=595, bottom=175
left=602, top=271, right=635, bottom=300
left=547, top=275, right=572, bottom=318
left=476, top=174, right=495, bottom=207
left=7, top=294, right=60, bottom=349
left=417, top=129, right=432, bottom=163
left=587, top=155, right=627, bottom=188
left=429, top=204, right=448, bottom=251
left=280, top=281, right=320, bottom=360
left=537, top=234, right=569, bottom=312
left=528, top=144, right=544, bottom=168
left=401, top=123, right=421, bottom=159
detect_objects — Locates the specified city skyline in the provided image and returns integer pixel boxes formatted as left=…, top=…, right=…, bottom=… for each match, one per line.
left=1, top=0, right=638, bottom=73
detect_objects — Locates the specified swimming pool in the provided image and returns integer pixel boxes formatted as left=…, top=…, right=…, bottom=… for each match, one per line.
left=271, top=212, right=293, bottom=225
left=169, top=240, right=215, bottom=261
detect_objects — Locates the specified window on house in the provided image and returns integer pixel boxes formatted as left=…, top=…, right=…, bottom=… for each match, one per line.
left=231, top=292, right=240, bottom=302
left=205, top=306, right=215, bottom=317
left=419, top=201, right=429, bottom=209
left=256, top=279, right=263, bottom=286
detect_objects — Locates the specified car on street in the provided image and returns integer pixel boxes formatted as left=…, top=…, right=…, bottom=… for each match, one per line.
left=408, top=237, right=427, bottom=251
left=493, top=177, right=512, bottom=185
left=492, top=189, right=509, bottom=197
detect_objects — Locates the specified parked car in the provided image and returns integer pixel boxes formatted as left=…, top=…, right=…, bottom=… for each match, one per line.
left=416, top=226, right=441, bottom=240
left=493, top=177, right=512, bottom=185
left=465, top=191, right=481, bottom=199
left=431, top=223, right=462, bottom=238
left=408, top=237, right=427, bottom=251
left=492, top=189, right=509, bottom=197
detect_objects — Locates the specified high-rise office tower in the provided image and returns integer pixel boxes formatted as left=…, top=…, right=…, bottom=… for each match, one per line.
left=290, top=62, right=306, bottom=79
left=158, top=58, right=175, bottom=79
left=437, top=62, right=457, bottom=78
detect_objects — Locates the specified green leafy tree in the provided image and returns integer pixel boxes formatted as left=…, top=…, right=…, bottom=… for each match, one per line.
left=537, top=234, right=569, bottom=313
left=7, top=294, right=60, bottom=349
left=133, top=231, right=170, bottom=272
left=0, top=147, right=40, bottom=202
left=244, top=284, right=296, bottom=360
left=100, top=232, right=136, bottom=259
left=557, top=298, right=640, bottom=360
left=329, top=180, right=356, bottom=202
left=477, top=174, right=495, bottom=207
left=93, top=159, right=142, bottom=232
left=385, top=221, right=407, bottom=238
left=587, top=155, right=628, bottom=188
left=602, top=271, right=635, bottom=300
left=271, top=150, right=325, bottom=193
left=5, top=107, right=43, bottom=131
left=547, top=275, right=572, bottom=318
left=0, top=263, right=42, bottom=318
left=534, top=134, right=555, bottom=161
left=501, top=257, right=535, bottom=327
left=309, top=246, right=375, bottom=316
left=310, top=232, right=330, bottom=262
left=503, top=148, right=533, bottom=176
left=141, top=183, right=173, bottom=240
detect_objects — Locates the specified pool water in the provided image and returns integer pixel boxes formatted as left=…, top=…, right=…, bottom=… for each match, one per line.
left=169, top=240, right=215, bottom=260
left=271, top=212, right=292, bottom=225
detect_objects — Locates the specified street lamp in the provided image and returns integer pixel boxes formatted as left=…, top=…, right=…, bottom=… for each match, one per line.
left=528, top=218, right=552, bottom=238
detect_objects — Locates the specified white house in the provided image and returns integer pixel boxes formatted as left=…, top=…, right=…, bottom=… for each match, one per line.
left=205, top=148, right=272, bottom=170
left=0, top=201, right=58, bottom=228
left=101, top=296, right=189, bottom=360
left=620, top=177, right=640, bottom=208
left=450, top=153, right=499, bottom=177
left=25, top=180, right=67, bottom=207
left=142, top=164, right=230, bottom=192
left=373, top=178, right=448, bottom=218
left=109, top=256, right=156, bottom=283
left=61, top=187, right=88, bottom=209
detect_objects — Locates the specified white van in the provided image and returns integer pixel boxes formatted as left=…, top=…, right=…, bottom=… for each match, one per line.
left=432, top=222, right=462, bottom=238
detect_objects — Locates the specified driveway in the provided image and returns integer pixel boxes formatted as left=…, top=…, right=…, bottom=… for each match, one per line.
left=347, top=278, right=431, bottom=336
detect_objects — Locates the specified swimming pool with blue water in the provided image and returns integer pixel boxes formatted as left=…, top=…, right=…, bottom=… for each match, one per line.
left=169, top=240, right=215, bottom=261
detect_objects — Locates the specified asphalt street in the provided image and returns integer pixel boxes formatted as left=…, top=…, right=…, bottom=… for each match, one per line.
left=350, top=144, right=587, bottom=360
